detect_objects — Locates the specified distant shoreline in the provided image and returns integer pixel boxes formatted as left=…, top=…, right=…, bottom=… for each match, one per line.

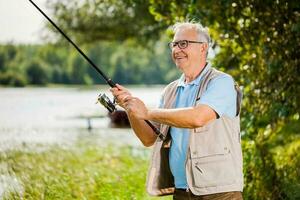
left=0, top=84, right=166, bottom=89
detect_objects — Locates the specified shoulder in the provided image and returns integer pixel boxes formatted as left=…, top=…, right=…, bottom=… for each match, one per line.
left=162, top=79, right=179, bottom=96
left=208, top=69, right=235, bottom=89
left=164, top=79, right=179, bottom=90
left=200, top=70, right=237, bottom=117
left=158, top=78, right=180, bottom=108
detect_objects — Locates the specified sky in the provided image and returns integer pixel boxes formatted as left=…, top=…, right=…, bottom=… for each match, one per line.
left=0, top=0, right=49, bottom=44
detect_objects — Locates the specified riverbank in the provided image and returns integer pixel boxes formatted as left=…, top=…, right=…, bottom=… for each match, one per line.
left=0, top=141, right=171, bottom=199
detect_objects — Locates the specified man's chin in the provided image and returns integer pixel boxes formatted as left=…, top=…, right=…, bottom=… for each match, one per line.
left=175, top=62, right=186, bottom=71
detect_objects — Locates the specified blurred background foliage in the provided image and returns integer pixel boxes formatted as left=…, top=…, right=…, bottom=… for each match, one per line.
left=0, top=0, right=299, bottom=199
left=0, top=40, right=177, bottom=86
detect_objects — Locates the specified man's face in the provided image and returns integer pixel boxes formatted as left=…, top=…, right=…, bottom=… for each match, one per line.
left=171, top=29, right=203, bottom=73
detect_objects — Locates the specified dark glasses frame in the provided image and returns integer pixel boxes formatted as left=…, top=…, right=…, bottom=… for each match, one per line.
left=168, top=40, right=205, bottom=50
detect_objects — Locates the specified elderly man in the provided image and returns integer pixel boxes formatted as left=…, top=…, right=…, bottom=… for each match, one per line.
left=110, top=21, right=243, bottom=200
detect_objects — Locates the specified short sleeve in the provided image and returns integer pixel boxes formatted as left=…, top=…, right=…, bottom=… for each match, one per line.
left=198, top=74, right=237, bottom=118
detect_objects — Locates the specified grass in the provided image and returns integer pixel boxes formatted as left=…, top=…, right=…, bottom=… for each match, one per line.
left=0, top=143, right=172, bottom=200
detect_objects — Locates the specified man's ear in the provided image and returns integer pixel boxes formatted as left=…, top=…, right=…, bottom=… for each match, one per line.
left=201, top=43, right=208, bottom=53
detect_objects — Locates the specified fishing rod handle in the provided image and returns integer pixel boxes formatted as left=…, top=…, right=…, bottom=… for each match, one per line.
left=145, top=120, right=166, bottom=141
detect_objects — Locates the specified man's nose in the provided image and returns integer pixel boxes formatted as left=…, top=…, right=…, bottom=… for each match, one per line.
left=172, top=45, right=182, bottom=53
left=173, top=46, right=185, bottom=56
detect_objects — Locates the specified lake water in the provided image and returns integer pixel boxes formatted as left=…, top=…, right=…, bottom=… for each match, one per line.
left=0, top=86, right=164, bottom=151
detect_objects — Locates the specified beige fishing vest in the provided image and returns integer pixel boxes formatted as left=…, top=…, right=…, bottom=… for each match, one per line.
left=146, top=67, right=243, bottom=196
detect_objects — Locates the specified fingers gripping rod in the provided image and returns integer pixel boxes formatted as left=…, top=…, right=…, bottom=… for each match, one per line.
left=28, top=0, right=166, bottom=141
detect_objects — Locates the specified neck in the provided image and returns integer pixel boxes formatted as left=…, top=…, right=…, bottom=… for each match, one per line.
left=184, top=61, right=207, bottom=83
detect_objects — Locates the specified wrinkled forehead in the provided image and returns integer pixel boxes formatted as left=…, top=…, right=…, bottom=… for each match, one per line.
left=173, top=28, right=198, bottom=42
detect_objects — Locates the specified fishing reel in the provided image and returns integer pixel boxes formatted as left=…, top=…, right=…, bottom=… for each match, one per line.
left=96, top=93, right=116, bottom=113
left=96, top=92, right=165, bottom=140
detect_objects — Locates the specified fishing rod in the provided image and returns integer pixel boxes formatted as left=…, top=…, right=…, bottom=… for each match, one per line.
left=28, top=0, right=166, bottom=141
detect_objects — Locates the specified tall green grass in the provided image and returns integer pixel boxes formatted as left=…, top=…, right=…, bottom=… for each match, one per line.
left=0, top=144, right=172, bottom=200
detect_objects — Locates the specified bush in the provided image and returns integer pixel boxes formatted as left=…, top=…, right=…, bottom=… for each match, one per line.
left=243, top=136, right=300, bottom=199
left=26, top=60, right=49, bottom=85
left=0, top=71, right=27, bottom=87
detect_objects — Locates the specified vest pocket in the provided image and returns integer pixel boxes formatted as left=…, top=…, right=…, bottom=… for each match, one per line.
left=191, top=150, right=236, bottom=188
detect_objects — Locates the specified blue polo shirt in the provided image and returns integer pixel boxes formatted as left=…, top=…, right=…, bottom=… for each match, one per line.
left=163, top=63, right=237, bottom=189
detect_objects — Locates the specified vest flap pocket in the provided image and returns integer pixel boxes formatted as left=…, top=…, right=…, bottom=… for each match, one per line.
left=190, top=122, right=228, bottom=159
left=190, top=142, right=230, bottom=159
left=191, top=151, right=236, bottom=188
left=194, top=126, right=209, bottom=133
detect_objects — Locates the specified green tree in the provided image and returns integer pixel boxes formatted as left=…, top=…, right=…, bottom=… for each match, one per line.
left=26, top=59, right=50, bottom=85
left=0, top=44, right=18, bottom=72
left=67, top=51, right=91, bottom=84
left=37, top=43, right=69, bottom=83
left=0, top=44, right=30, bottom=86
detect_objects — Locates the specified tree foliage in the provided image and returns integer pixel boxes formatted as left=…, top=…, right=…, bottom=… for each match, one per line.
left=26, top=59, right=50, bottom=85
left=0, top=41, right=177, bottom=86
left=48, top=0, right=166, bottom=43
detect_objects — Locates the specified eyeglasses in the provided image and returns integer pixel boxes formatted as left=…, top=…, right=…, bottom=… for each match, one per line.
left=168, top=40, right=205, bottom=50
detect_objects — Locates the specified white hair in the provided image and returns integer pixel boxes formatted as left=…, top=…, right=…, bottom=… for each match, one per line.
left=172, top=21, right=211, bottom=44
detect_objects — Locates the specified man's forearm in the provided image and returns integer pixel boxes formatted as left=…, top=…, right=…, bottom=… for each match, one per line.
left=147, top=105, right=216, bottom=129
left=127, top=114, right=157, bottom=147
left=147, top=108, right=198, bottom=128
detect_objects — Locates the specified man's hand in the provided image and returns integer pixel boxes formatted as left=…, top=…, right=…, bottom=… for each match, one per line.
left=123, top=97, right=149, bottom=120
left=109, top=84, right=132, bottom=108
left=110, top=84, right=156, bottom=146
left=110, top=84, right=149, bottom=119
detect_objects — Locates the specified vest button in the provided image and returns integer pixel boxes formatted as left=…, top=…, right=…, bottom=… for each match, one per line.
left=193, top=151, right=197, bottom=155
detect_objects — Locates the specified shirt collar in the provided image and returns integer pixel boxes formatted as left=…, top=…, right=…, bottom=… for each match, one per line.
left=177, top=62, right=211, bottom=87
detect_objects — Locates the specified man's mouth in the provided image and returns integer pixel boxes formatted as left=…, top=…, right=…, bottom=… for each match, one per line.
left=175, top=57, right=186, bottom=61
left=175, top=56, right=187, bottom=60
left=174, top=51, right=187, bottom=62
